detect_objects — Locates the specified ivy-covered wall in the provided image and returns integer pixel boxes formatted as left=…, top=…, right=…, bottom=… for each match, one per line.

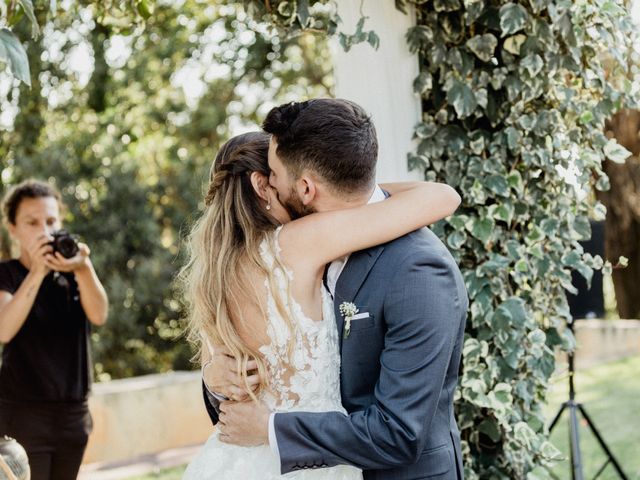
left=244, top=1, right=637, bottom=477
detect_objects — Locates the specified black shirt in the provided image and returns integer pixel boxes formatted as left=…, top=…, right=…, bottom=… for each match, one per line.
left=0, top=260, right=91, bottom=405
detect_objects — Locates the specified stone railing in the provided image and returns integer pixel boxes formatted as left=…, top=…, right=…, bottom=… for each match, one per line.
left=83, top=371, right=211, bottom=465
left=568, top=319, right=640, bottom=369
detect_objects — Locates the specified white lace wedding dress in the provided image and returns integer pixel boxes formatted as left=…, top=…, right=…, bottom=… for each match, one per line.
left=183, top=229, right=362, bottom=479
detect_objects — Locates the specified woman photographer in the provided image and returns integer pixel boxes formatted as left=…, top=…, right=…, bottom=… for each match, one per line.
left=0, top=180, right=108, bottom=480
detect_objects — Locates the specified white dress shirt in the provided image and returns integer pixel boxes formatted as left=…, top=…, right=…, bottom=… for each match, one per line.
left=268, top=185, right=386, bottom=457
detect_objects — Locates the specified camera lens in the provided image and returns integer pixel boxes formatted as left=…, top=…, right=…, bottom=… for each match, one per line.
left=52, top=231, right=79, bottom=259
left=57, top=237, right=79, bottom=259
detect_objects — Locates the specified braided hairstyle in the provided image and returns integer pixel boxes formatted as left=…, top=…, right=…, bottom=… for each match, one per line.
left=181, top=131, right=296, bottom=400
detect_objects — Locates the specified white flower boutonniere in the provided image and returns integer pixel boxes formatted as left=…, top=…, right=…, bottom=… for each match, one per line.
left=340, top=302, right=359, bottom=339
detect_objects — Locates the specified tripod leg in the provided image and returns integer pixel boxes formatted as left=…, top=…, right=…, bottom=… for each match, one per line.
left=568, top=402, right=584, bottom=480
left=549, top=402, right=568, bottom=433
left=593, top=459, right=611, bottom=480
left=577, top=404, right=629, bottom=480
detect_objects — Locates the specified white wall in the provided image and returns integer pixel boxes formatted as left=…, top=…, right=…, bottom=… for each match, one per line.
left=331, top=0, right=422, bottom=183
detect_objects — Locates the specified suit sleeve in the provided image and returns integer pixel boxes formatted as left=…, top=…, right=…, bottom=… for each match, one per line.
left=273, top=251, right=464, bottom=472
left=201, top=380, right=221, bottom=425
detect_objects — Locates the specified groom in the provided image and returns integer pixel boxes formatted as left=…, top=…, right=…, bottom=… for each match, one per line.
left=202, top=98, right=468, bottom=479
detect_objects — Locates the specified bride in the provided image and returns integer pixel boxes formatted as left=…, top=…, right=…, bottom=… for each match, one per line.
left=181, top=131, right=461, bottom=479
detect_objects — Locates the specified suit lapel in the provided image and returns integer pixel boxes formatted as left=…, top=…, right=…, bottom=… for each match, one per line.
left=333, top=244, right=385, bottom=351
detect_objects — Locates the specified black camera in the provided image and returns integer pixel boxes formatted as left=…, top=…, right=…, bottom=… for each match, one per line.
left=49, top=230, right=79, bottom=259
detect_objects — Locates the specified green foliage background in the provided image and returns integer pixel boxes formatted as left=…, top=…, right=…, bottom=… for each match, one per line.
left=407, top=2, right=635, bottom=476
left=0, top=1, right=331, bottom=380
left=244, top=0, right=638, bottom=478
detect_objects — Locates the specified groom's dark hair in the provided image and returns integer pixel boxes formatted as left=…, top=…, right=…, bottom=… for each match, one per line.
left=262, top=99, right=378, bottom=194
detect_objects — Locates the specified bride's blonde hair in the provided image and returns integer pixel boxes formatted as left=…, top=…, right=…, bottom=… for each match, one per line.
left=180, top=132, right=295, bottom=399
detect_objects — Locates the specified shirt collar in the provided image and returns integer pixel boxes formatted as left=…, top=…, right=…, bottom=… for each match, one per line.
left=367, top=185, right=386, bottom=205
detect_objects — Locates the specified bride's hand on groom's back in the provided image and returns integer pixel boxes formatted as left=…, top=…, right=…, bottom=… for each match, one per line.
left=203, top=345, right=261, bottom=401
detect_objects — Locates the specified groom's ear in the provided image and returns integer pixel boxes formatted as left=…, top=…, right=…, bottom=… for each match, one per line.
left=297, top=174, right=317, bottom=206
left=250, top=172, right=270, bottom=202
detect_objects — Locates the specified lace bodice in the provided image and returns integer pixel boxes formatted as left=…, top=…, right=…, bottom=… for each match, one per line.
left=258, top=227, right=344, bottom=414
left=185, top=228, right=361, bottom=480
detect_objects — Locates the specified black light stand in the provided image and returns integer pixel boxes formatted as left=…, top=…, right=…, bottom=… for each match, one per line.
left=548, top=318, right=629, bottom=480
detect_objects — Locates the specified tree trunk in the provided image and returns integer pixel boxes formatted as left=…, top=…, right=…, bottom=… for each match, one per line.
left=601, top=109, right=640, bottom=319
left=87, top=22, right=110, bottom=113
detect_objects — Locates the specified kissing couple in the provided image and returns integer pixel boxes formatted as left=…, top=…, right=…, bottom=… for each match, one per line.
left=181, top=98, right=469, bottom=480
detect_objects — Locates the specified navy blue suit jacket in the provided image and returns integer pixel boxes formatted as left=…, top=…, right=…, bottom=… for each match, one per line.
left=204, top=227, right=468, bottom=479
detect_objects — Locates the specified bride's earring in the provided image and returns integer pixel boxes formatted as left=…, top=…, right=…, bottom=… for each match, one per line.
left=266, top=203, right=272, bottom=211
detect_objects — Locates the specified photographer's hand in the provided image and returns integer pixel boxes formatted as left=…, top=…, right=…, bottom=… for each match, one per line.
left=44, top=243, right=90, bottom=273
left=28, top=234, right=54, bottom=278
left=45, top=243, right=109, bottom=326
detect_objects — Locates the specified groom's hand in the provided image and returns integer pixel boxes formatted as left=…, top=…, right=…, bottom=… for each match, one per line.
left=203, top=345, right=261, bottom=401
left=217, top=400, right=270, bottom=446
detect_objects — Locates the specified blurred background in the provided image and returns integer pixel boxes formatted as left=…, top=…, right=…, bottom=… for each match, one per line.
left=1, top=1, right=332, bottom=381
left=0, top=2, right=333, bottom=477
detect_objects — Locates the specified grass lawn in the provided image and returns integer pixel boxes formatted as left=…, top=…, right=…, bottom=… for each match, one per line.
left=126, top=465, right=185, bottom=480
left=546, top=355, right=640, bottom=480
left=126, top=355, right=640, bottom=480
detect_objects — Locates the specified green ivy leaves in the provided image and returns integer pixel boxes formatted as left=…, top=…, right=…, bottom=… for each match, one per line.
left=413, top=72, right=433, bottom=95
left=434, top=0, right=462, bottom=12
left=447, top=79, right=477, bottom=118
left=466, top=33, right=498, bottom=62
left=503, top=34, right=527, bottom=55
left=400, top=0, right=635, bottom=476
left=469, top=216, right=494, bottom=244
left=406, top=25, right=435, bottom=53
left=339, top=16, right=380, bottom=52
left=500, top=3, right=529, bottom=36
left=603, top=138, right=632, bottom=163
left=520, top=54, right=544, bottom=77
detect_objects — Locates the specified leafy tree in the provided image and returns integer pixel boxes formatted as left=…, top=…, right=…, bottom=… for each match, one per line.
left=0, top=1, right=331, bottom=379
left=0, top=1, right=150, bottom=86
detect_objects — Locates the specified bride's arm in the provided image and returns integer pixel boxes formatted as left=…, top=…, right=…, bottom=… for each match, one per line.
left=378, top=181, right=437, bottom=195
left=279, top=181, right=460, bottom=270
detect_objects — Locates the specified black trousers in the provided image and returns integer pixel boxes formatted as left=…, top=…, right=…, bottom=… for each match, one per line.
left=0, top=400, right=92, bottom=480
